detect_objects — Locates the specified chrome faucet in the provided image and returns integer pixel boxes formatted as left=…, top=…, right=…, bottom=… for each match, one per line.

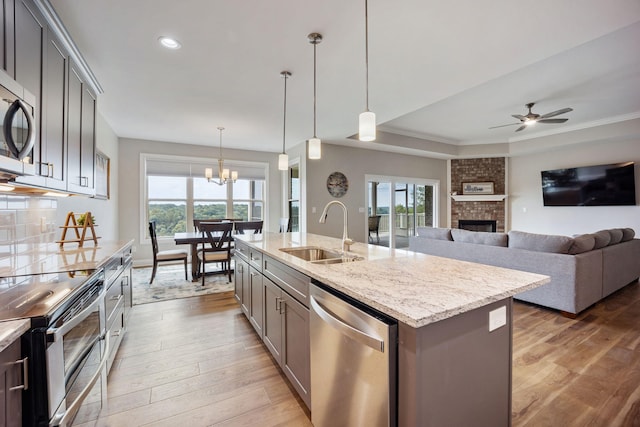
left=319, top=200, right=354, bottom=253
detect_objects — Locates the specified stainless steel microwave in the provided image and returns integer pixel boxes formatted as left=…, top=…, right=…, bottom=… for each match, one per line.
left=0, top=69, right=36, bottom=178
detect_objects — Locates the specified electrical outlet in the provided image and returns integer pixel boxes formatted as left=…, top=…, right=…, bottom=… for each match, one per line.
left=358, top=207, right=365, bottom=213
left=312, top=207, right=316, bottom=213
left=489, top=306, right=506, bottom=332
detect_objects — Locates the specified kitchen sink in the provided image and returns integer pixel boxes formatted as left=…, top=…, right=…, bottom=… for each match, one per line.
left=279, top=246, right=363, bottom=264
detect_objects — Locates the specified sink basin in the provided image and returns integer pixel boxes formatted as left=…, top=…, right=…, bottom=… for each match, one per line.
left=279, top=246, right=363, bottom=264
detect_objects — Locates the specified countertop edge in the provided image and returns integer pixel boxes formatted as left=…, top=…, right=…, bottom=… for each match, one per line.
left=0, top=319, right=30, bottom=352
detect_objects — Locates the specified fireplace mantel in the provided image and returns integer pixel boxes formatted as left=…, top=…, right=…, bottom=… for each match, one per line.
left=451, top=194, right=507, bottom=202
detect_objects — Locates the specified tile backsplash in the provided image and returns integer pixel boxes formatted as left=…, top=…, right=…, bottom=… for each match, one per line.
left=0, top=195, right=58, bottom=275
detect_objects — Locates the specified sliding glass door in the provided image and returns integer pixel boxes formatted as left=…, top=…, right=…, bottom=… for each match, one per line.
left=367, top=176, right=439, bottom=249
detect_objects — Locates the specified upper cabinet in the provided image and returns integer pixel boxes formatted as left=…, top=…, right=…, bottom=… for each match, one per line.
left=7, top=0, right=99, bottom=195
left=67, top=61, right=96, bottom=195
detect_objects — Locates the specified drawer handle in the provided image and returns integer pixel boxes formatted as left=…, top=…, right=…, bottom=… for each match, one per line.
left=110, top=294, right=122, bottom=301
left=122, top=276, right=129, bottom=287
left=9, top=357, right=29, bottom=391
left=112, top=329, right=122, bottom=337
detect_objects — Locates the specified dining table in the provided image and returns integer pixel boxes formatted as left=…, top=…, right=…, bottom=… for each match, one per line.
left=174, top=231, right=234, bottom=281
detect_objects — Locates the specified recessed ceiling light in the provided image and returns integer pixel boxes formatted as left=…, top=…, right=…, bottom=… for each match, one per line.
left=158, top=36, right=181, bottom=50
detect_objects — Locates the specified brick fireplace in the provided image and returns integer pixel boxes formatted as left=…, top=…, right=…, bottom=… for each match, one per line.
left=451, top=158, right=506, bottom=232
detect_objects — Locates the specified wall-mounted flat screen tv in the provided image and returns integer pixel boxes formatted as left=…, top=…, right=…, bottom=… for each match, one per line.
left=541, top=162, right=636, bottom=206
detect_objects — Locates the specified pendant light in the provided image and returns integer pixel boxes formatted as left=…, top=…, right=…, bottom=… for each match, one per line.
left=278, top=71, right=291, bottom=171
left=308, top=32, right=322, bottom=159
left=205, top=127, right=238, bottom=185
left=358, top=0, right=376, bottom=141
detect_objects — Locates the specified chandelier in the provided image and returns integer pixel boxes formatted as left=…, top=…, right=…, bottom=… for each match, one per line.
left=205, top=127, right=238, bottom=185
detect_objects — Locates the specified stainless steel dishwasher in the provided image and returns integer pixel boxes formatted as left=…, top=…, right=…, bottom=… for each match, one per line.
left=309, top=282, right=397, bottom=427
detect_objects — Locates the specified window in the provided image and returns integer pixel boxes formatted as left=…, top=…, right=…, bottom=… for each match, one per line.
left=288, top=163, right=300, bottom=232
left=143, top=154, right=267, bottom=239
left=148, top=176, right=187, bottom=237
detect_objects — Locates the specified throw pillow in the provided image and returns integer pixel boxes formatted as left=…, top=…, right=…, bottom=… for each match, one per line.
left=592, top=230, right=611, bottom=249
left=605, top=229, right=624, bottom=245
left=621, top=228, right=635, bottom=241
left=451, top=228, right=508, bottom=247
left=417, top=227, right=453, bottom=241
left=568, top=234, right=596, bottom=254
left=507, top=230, right=573, bottom=254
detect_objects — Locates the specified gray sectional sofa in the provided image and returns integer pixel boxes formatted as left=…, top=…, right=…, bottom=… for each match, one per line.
left=409, top=227, right=640, bottom=315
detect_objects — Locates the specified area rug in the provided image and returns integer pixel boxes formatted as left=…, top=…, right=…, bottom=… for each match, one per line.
left=132, top=264, right=234, bottom=305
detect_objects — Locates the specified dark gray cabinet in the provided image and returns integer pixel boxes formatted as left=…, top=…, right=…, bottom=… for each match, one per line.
left=0, top=0, right=15, bottom=74
left=104, top=244, right=133, bottom=374
left=248, top=266, right=263, bottom=337
left=233, top=241, right=311, bottom=409
left=66, top=60, right=95, bottom=195
left=0, top=338, right=23, bottom=427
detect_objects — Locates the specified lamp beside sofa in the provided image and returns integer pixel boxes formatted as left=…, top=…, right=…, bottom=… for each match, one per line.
left=409, top=227, right=640, bottom=316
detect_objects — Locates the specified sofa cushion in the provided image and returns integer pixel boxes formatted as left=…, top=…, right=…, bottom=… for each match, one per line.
left=569, top=234, right=596, bottom=254
left=621, top=228, right=635, bottom=242
left=417, top=227, right=453, bottom=241
left=592, top=230, right=611, bottom=249
left=605, top=229, right=624, bottom=245
left=507, top=230, right=573, bottom=254
left=451, top=228, right=508, bottom=247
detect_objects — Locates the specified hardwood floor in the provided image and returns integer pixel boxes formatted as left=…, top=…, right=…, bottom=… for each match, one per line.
left=76, top=281, right=640, bottom=426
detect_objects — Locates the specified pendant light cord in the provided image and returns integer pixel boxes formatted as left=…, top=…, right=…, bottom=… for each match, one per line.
left=218, top=127, right=223, bottom=159
left=313, top=41, right=317, bottom=138
left=282, top=72, right=289, bottom=154
left=365, top=0, right=370, bottom=112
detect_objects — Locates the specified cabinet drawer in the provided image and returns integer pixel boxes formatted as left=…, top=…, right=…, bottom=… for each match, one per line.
left=249, top=248, right=263, bottom=272
left=263, top=255, right=309, bottom=307
left=106, top=306, right=124, bottom=374
left=235, top=241, right=249, bottom=261
left=105, top=278, right=124, bottom=327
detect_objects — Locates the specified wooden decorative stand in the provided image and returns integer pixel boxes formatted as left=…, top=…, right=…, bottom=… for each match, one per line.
left=57, top=211, right=100, bottom=247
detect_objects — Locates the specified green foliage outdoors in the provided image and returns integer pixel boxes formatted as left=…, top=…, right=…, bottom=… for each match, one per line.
left=150, top=203, right=250, bottom=236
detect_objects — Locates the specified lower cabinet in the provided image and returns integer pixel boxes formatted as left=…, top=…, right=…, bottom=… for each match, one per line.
left=234, top=241, right=311, bottom=409
left=104, top=244, right=133, bottom=374
left=0, top=339, right=23, bottom=427
left=248, top=266, right=263, bottom=337
left=260, top=268, right=311, bottom=408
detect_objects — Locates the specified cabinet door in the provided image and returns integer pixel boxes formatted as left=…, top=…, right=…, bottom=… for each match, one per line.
left=233, top=257, right=245, bottom=304
left=41, top=31, right=67, bottom=190
left=240, top=260, right=250, bottom=317
left=66, top=62, right=82, bottom=191
left=121, top=264, right=132, bottom=321
left=13, top=0, right=44, bottom=182
left=262, top=278, right=283, bottom=362
left=67, top=61, right=96, bottom=195
left=281, top=293, right=311, bottom=408
left=248, top=266, right=263, bottom=337
left=1, top=0, right=15, bottom=74
left=80, top=85, right=96, bottom=191
left=0, top=339, right=23, bottom=427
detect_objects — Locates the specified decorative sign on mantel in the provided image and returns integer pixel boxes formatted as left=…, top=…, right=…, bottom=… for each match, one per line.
left=462, top=181, right=494, bottom=195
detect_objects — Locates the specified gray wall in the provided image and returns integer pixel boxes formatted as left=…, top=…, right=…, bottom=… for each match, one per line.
left=118, top=137, right=280, bottom=265
left=304, top=143, right=448, bottom=243
left=509, top=138, right=640, bottom=235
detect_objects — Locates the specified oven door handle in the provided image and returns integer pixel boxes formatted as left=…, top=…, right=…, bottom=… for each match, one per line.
left=49, top=336, right=108, bottom=427
left=47, top=287, right=105, bottom=340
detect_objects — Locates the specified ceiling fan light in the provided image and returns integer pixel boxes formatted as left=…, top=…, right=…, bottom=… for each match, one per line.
left=359, top=111, right=376, bottom=141
left=278, top=153, right=289, bottom=171
left=308, top=138, right=321, bottom=159
left=525, top=119, right=537, bottom=126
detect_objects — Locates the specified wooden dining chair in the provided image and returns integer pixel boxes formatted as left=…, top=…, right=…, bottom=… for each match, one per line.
left=234, top=220, right=263, bottom=235
left=197, top=222, right=234, bottom=286
left=149, top=220, right=188, bottom=284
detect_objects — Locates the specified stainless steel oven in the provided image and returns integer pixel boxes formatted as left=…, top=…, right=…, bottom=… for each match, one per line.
left=0, top=68, right=36, bottom=177
left=45, top=271, right=106, bottom=426
left=0, top=269, right=106, bottom=426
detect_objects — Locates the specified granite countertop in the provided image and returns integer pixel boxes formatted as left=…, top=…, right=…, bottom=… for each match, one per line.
left=0, top=319, right=30, bottom=352
left=235, top=232, right=550, bottom=328
left=0, top=240, right=133, bottom=278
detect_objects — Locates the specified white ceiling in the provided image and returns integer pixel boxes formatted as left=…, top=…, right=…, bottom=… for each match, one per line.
left=48, top=0, right=640, bottom=158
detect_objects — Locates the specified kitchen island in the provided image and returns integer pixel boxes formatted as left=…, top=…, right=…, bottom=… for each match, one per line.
left=234, top=232, right=549, bottom=427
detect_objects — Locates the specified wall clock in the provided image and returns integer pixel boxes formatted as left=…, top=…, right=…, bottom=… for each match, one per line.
left=326, top=171, right=348, bottom=198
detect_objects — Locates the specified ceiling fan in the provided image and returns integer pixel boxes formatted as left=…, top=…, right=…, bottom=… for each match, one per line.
left=490, top=102, right=573, bottom=132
